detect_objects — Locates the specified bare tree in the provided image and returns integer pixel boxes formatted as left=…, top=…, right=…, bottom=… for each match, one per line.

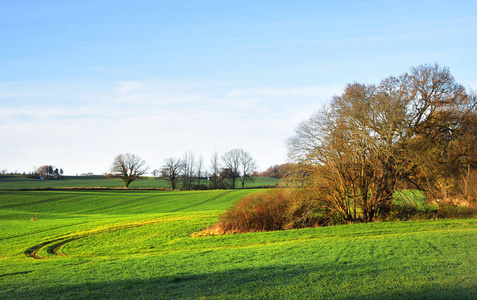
left=151, top=169, right=161, bottom=178
left=196, top=155, right=204, bottom=188
left=110, top=153, right=149, bottom=188
left=288, top=64, right=476, bottom=223
left=210, top=151, right=220, bottom=189
left=222, top=149, right=242, bottom=189
left=160, top=158, right=183, bottom=190
left=239, top=150, right=257, bottom=188
left=181, top=152, right=195, bottom=190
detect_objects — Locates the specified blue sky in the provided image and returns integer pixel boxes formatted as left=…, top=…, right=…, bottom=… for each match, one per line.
left=1, top=0, right=476, bottom=175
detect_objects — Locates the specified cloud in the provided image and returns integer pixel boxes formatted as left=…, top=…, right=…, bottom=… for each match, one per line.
left=0, top=79, right=340, bottom=174
left=227, top=86, right=342, bottom=98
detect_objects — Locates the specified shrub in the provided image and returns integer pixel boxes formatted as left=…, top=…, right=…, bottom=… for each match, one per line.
left=215, top=189, right=319, bottom=234
left=388, top=204, right=436, bottom=221
left=436, top=203, right=477, bottom=219
left=387, top=192, right=477, bottom=221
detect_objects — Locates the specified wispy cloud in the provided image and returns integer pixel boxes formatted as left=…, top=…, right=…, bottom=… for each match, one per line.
left=227, top=86, right=342, bottom=98
left=1, top=79, right=339, bottom=174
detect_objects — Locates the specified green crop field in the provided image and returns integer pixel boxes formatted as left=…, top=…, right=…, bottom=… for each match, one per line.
left=0, top=176, right=279, bottom=190
left=1, top=189, right=476, bottom=299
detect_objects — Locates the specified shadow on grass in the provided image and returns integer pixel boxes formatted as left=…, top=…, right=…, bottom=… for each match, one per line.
left=2, top=263, right=475, bottom=299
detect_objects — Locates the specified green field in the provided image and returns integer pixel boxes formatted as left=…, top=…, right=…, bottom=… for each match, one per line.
left=0, top=176, right=279, bottom=190
left=1, top=189, right=476, bottom=299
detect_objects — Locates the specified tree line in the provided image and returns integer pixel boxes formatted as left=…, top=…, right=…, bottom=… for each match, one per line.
left=109, top=64, right=476, bottom=229
left=109, top=149, right=257, bottom=189
left=214, top=63, right=477, bottom=233
left=286, top=63, right=477, bottom=223
left=0, top=166, right=65, bottom=179
left=34, top=165, right=64, bottom=179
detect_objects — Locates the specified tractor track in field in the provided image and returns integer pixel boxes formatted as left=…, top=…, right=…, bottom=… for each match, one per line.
left=23, top=191, right=233, bottom=259
left=168, top=191, right=233, bottom=213
left=24, top=220, right=166, bottom=259
left=0, top=221, right=89, bottom=241
left=78, top=195, right=159, bottom=214
left=0, top=195, right=79, bottom=209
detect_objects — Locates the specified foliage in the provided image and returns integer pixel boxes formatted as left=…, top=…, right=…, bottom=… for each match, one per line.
left=215, top=189, right=321, bottom=233
left=34, top=165, right=63, bottom=179
left=388, top=190, right=437, bottom=221
left=435, top=203, right=477, bottom=219
left=288, top=64, right=477, bottom=223
left=259, top=163, right=295, bottom=178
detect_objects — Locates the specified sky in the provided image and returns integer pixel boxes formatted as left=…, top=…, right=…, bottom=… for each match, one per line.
left=1, top=0, right=476, bottom=175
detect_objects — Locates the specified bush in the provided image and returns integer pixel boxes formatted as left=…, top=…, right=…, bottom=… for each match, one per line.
left=436, top=203, right=477, bottom=219
left=215, top=189, right=319, bottom=234
left=388, top=204, right=436, bottom=221
left=387, top=194, right=477, bottom=221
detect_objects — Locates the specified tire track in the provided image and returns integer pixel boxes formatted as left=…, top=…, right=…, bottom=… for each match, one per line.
left=0, top=195, right=78, bottom=209
left=78, top=195, right=159, bottom=214
left=25, top=220, right=166, bottom=259
left=25, top=238, right=65, bottom=259
left=168, top=191, right=232, bottom=213
left=0, top=221, right=89, bottom=241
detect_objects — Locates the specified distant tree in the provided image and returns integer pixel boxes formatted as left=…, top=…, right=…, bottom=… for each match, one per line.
left=222, top=149, right=242, bottom=189
left=209, top=151, right=221, bottom=189
left=181, top=152, right=196, bottom=190
left=239, top=150, right=257, bottom=188
left=109, top=153, right=149, bottom=188
left=33, top=165, right=63, bottom=179
left=151, top=169, right=161, bottom=178
left=218, top=168, right=235, bottom=189
left=160, top=158, right=183, bottom=190
left=260, top=163, right=294, bottom=178
left=196, top=155, right=204, bottom=188
left=36, top=165, right=50, bottom=178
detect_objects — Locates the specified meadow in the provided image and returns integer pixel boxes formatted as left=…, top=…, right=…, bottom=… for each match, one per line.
left=0, top=189, right=476, bottom=299
left=0, top=176, right=279, bottom=190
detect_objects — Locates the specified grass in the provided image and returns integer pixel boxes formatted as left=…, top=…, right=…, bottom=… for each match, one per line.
left=393, top=190, right=427, bottom=207
left=0, top=176, right=279, bottom=190
left=0, top=189, right=476, bottom=299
